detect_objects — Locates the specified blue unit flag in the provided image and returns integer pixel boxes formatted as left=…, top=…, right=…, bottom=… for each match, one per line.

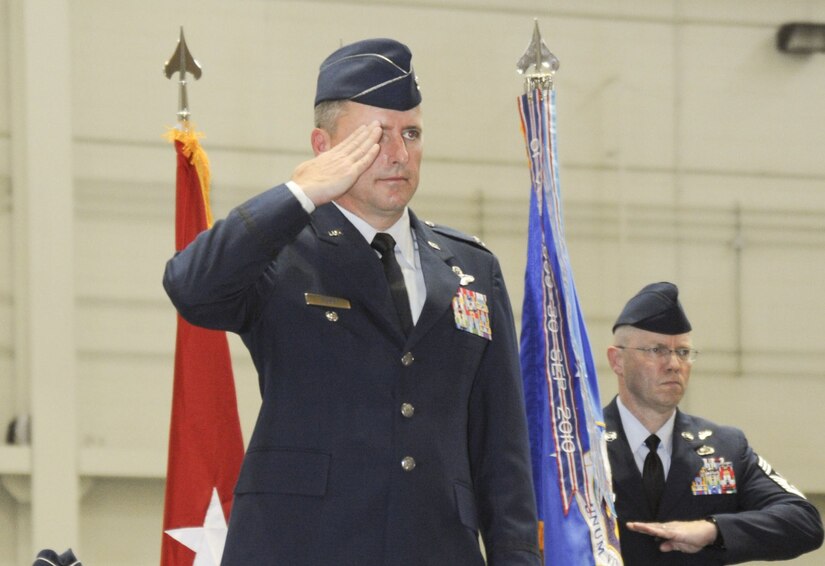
left=518, top=87, right=622, bottom=565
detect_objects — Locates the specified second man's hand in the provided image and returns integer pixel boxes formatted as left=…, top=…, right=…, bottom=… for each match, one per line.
left=291, top=121, right=382, bottom=206
left=626, top=520, right=718, bottom=554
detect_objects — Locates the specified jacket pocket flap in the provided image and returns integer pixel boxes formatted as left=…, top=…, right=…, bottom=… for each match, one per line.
left=454, top=481, right=479, bottom=532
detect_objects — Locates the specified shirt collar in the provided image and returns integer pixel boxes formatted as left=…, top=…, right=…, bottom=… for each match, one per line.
left=616, top=396, right=676, bottom=456
left=332, top=204, right=415, bottom=267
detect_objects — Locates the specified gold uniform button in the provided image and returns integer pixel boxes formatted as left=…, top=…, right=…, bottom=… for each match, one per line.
left=325, top=311, right=339, bottom=322
left=401, top=403, right=415, bottom=418
left=401, top=352, right=415, bottom=366
left=401, top=456, right=416, bottom=471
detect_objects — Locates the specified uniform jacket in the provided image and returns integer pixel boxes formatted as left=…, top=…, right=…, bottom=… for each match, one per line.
left=164, top=185, right=541, bottom=566
left=604, top=397, right=823, bottom=565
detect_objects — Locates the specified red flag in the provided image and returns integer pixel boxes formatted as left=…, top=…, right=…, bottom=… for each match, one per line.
left=161, top=127, right=244, bottom=565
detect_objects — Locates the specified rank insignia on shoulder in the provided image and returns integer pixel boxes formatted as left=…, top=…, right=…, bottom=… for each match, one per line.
left=452, top=288, right=491, bottom=340
left=757, top=455, right=806, bottom=498
left=692, top=457, right=737, bottom=495
left=427, top=223, right=491, bottom=253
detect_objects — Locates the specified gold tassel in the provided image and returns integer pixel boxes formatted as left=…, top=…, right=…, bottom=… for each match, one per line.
left=165, top=121, right=214, bottom=227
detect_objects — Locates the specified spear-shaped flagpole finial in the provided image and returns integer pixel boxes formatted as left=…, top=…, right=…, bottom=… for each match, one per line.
left=164, top=27, right=202, bottom=123
left=516, top=19, right=560, bottom=94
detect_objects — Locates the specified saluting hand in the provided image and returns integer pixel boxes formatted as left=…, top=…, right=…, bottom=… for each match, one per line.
left=626, top=520, right=718, bottom=554
left=290, top=121, right=382, bottom=206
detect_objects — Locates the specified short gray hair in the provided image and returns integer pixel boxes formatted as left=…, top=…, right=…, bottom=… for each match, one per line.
left=612, top=325, right=637, bottom=345
left=314, top=100, right=349, bottom=133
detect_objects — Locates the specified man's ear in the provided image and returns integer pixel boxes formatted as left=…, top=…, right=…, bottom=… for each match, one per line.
left=607, top=346, right=623, bottom=376
left=311, top=128, right=331, bottom=156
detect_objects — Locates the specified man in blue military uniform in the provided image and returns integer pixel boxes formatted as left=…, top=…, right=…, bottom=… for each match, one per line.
left=604, top=281, right=823, bottom=564
left=164, top=38, right=540, bottom=565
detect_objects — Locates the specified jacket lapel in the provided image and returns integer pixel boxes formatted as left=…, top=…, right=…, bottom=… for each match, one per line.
left=604, top=398, right=651, bottom=521
left=658, top=410, right=704, bottom=518
left=407, top=214, right=459, bottom=346
left=310, top=204, right=406, bottom=342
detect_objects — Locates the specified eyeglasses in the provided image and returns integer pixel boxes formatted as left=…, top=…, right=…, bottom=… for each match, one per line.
left=615, top=345, right=699, bottom=363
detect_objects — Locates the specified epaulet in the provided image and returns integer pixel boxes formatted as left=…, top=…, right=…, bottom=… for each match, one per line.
left=422, top=220, right=490, bottom=253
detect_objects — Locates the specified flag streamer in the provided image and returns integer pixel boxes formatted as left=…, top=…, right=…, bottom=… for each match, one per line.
left=518, top=82, right=622, bottom=566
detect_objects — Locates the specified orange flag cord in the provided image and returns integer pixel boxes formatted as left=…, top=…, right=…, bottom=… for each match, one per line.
left=165, top=122, right=214, bottom=227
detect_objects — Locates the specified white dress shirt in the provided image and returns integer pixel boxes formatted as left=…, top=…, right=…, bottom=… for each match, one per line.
left=616, top=396, right=676, bottom=478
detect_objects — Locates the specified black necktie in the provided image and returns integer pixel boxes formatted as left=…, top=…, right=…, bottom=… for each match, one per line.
left=371, top=233, right=413, bottom=336
left=643, top=434, right=665, bottom=516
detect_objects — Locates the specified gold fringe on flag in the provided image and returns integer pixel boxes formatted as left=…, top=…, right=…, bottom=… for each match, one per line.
left=165, top=122, right=214, bottom=227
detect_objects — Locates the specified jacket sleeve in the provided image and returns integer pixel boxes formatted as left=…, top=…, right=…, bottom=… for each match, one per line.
left=713, top=431, right=824, bottom=563
left=163, top=184, right=310, bottom=333
left=467, top=255, right=542, bottom=566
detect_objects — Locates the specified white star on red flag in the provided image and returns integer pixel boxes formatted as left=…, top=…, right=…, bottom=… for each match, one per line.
left=165, top=488, right=229, bottom=565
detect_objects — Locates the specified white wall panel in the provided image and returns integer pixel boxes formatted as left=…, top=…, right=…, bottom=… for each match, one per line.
left=79, top=479, right=164, bottom=566
left=679, top=23, right=825, bottom=176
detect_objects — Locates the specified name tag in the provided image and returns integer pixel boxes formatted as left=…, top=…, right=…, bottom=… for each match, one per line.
left=304, top=293, right=351, bottom=309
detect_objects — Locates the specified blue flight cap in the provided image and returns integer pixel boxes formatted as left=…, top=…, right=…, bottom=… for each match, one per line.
left=612, top=282, right=692, bottom=335
left=314, top=38, right=421, bottom=111
left=33, top=548, right=82, bottom=566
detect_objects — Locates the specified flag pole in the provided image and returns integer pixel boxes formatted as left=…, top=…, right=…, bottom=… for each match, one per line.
left=164, top=27, right=202, bottom=127
left=160, top=29, right=244, bottom=566
left=162, top=27, right=212, bottom=228
left=516, top=20, right=623, bottom=566
left=516, top=19, right=559, bottom=96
